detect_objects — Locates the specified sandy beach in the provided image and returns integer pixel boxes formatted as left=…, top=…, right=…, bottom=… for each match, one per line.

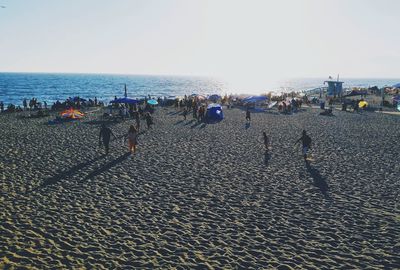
left=1, top=107, right=399, bottom=269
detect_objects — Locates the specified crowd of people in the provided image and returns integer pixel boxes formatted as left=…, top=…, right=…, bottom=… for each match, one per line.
left=0, top=96, right=103, bottom=113
left=277, top=98, right=304, bottom=114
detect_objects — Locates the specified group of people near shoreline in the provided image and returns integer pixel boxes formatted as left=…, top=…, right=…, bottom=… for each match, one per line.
left=0, top=96, right=103, bottom=113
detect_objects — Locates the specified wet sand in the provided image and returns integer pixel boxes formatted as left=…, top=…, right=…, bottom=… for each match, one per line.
left=1, top=107, right=399, bottom=269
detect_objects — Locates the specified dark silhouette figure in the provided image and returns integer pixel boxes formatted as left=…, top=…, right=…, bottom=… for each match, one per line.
left=182, top=108, right=188, bottom=120
left=263, top=132, right=269, bottom=151
left=295, top=130, right=312, bottom=161
left=145, top=112, right=153, bottom=129
left=246, top=108, right=251, bottom=121
left=99, top=124, right=117, bottom=155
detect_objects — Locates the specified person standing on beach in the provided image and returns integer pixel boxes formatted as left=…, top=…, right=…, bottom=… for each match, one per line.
left=295, top=130, right=312, bottom=161
left=246, top=108, right=251, bottom=121
left=23, top=99, right=27, bottom=111
left=182, top=108, right=188, bottom=120
left=133, top=110, right=140, bottom=131
left=192, top=104, right=198, bottom=120
left=145, top=112, right=153, bottom=129
left=263, top=132, right=269, bottom=152
left=127, top=125, right=138, bottom=154
left=99, top=124, right=117, bottom=155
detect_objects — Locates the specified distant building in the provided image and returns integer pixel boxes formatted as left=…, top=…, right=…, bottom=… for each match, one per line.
left=324, top=80, right=344, bottom=98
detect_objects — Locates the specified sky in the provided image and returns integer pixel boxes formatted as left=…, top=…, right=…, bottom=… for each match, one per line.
left=0, top=0, right=399, bottom=90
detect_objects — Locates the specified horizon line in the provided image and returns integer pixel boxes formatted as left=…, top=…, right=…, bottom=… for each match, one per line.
left=0, top=70, right=400, bottom=80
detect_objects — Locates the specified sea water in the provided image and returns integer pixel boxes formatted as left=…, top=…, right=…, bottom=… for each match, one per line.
left=0, top=72, right=399, bottom=106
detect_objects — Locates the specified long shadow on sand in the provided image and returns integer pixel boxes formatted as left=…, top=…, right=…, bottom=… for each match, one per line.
left=83, top=152, right=131, bottom=181
left=29, top=155, right=105, bottom=193
left=174, top=120, right=185, bottom=125
left=305, top=162, right=329, bottom=198
left=167, top=111, right=182, bottom=116
left=264, top=151, right=271, bottom=166
left=191, top=121, right=202, bottom=128
left=184, top=119, right=196, bottom=126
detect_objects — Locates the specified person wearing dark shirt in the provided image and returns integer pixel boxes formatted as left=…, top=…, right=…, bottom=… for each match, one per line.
left=145, top=112, right=153, bottom=129
left=295, top=130, right=312, bottom=161
left=263, top=132, right=269, bottom=151
left=246, top=108, right=251, bottom=121
left=99, top=124, right=117, bottom=155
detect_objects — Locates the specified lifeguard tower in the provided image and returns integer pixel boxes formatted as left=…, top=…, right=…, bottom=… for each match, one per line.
left=324, top=79, right=344, bottom=98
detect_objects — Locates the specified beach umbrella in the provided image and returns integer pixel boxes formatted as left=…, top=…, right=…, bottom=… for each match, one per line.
left=110, top=97, right=139, bottom=104
left=61, top=108, right=84, bottom=119
left=147, top=99, right=158, bottom=105
left=359, top=100, right=368, bottom=108
left=190, top=94, right=206, bottom=100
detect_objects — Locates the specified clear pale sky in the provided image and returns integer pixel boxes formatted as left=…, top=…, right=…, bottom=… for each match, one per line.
left=0, top=0, right=399, bottom=88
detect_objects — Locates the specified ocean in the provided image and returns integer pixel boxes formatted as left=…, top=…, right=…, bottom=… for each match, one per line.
left=0, top=72, right=399, bottom=106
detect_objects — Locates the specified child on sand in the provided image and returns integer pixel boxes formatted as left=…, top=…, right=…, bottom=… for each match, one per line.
left=246, top=108, right=251, bottom=121
left=183, top=108, right=188, bottom=120
left=127, top=125, right=138, bottom=154
left=295, top=130, right=312, bottom=161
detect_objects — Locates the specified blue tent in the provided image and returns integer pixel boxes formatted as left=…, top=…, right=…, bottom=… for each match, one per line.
left=243, top=96, right=268, bottom=103
left=110, top=97, right=139, bottom=104
left=206, top=103, right=223, bottom=121
left=392, top=83, right=400, bottom=88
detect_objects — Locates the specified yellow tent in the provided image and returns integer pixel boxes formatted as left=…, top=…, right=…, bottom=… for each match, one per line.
left=359, top=101, right=368, bottom=108
left=61, top=108, right=84, bottom=119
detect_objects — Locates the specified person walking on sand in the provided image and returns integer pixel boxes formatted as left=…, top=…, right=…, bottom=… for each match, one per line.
left=246, top=108, right=251, bottom=121
left=145, top=112, right=153, bottom=129
left=127, top=125, right=138, bottom=154
left=295, top=130, right=312, bottom=161
left=192, top=104, right=198, bottom=120
left=182, top=108, right=188, bottom=120
left=263, top=132, right=269, bottom=152
left=133, top=110, right=140, bottom=131
left=23, top=99, right=27, bottom=111
left=99, top=124, right=117, bottom=155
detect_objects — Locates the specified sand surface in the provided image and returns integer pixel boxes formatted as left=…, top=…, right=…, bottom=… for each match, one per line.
left=1, top=107, right=399, bottom=269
